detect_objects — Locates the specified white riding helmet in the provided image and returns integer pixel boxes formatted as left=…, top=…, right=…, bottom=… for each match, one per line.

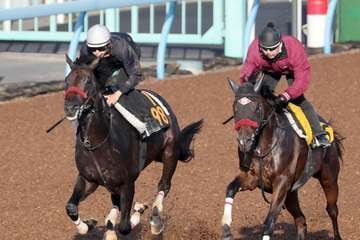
left=86, top=24, right=111, bottom=48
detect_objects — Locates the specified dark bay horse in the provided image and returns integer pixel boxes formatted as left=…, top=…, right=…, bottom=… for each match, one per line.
left=221, top=80, right=343, bottom=240
left=63, top=55, right=203, bottom=239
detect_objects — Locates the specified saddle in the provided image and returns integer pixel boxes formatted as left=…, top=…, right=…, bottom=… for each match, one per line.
left=283, top=103, right=334, bottom=147
left=117, top=89, right=170, bottom=137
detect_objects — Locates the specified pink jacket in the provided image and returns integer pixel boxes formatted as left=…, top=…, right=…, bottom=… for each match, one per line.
left=240, top=36, right=311, bottom=99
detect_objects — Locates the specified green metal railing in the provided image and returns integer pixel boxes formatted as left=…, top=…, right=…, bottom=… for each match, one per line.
left=0, top=0, right=250, bottom=79
left=0, top=0, right=224, bottom=45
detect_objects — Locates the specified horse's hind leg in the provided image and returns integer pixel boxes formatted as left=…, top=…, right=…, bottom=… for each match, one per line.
left=285, top=190, right=307, bottom=240
left=150, top=141, right=178, bottom=235
left=317, top=159, right=342, bottom=240
left=65, top=175, right=98, bottom=235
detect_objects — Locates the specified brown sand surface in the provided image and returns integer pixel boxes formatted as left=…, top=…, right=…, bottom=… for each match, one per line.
left=0, top=50, right=359, bottom=240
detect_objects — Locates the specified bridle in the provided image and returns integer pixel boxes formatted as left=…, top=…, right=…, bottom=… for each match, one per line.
left=234, top=94, right=275, bottom=155
left=64, top=84, right=111, bottom=151
left=234, top=94, right=276, bottom=203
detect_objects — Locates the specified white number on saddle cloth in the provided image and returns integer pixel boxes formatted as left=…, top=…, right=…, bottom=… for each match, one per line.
left=238, top=97, right=252, bottom=105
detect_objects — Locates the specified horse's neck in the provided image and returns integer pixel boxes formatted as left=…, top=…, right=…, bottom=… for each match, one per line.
left=260, top=112, right=293, bottom=151
left=79, top=99, right=110, bottom=140
left=257, top=108, right=277, bottom=151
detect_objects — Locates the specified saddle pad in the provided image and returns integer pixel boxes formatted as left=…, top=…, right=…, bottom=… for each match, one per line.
left=141, top=90, right=170, bottom=129
left=284, top=103, right=334, bottom=145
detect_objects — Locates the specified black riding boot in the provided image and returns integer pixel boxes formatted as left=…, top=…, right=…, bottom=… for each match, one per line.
left=290, top=97, right=331, bottom=191
left=297, top=99, right=330, bottom=148
left=141, top=115, right=162, bottom=139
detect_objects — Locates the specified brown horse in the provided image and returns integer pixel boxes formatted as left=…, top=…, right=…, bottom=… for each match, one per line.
left=63, top=55, right=203, bottom=239
left=221, top=80, right=343, bottom=240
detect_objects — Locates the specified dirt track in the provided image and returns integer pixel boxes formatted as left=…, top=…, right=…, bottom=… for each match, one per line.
left=1, top=50, right=360, bottom=240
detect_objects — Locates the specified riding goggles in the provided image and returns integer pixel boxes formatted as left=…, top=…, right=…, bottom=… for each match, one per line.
left=260, top=45, right=279, bottom=52
left=87, top=45, right=109, bottom=52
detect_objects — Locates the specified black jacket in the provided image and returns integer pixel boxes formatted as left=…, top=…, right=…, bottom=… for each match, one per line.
left=76, top=34, right=143, bottom=94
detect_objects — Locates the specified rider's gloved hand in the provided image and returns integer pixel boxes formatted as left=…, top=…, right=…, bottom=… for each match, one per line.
left=104, top=90, right=122, bottom=106
left=273, top=92, right=289, bottom=112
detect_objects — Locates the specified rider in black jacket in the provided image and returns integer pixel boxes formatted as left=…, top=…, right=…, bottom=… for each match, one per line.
left=75, top=24, right=159, bottom=138
left=76, top=24, right=142, bottom=103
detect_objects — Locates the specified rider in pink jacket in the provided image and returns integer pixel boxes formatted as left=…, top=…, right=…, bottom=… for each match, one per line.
left=240, top=23, right=330, bottom=148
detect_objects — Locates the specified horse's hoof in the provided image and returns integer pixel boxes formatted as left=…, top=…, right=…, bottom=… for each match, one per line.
left=103, top=230, right=117, bottom=240
left=84, top=218, right=97, bottom=231
left=222, top=224, right=234, bottom=240
left=105, top=207, right=120, bottom=225
left=134, top=202, right=148, bottom=214
left=222, top=234, right=234, bottom=240
left=150, top=220, right=164, bottom=235
left=119, top=221, right=132, bottom=235
left=262, top=235, right=271, bottom=240
left=150, top=206, right=164, bottom=235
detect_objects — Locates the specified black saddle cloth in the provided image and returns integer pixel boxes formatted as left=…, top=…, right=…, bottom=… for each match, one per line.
left=119, top=89, right=153, bottom=121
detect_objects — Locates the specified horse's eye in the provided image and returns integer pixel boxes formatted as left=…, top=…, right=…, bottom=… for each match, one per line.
left=84, top=77, right=91, bottom=85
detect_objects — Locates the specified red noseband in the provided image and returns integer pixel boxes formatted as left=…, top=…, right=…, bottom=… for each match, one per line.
left=234, top=119, right=259, bottom=130
left=64, top=86, right=87, bottom=100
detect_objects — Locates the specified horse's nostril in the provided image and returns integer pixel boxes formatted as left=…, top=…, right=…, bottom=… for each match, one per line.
left=64, top=103, right=79, bottom=113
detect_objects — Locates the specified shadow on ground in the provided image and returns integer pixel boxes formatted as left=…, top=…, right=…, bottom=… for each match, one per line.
left=73, top=225, right=143, bottom=240
left=235, top=222, right=332, bottom=240
left=73, top=224, right=167, bottom=240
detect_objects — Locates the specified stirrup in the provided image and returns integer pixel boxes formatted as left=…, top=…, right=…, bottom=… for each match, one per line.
left=140, top=130, right=151, bottom=140
left=312, top=135, right=331, bottom=148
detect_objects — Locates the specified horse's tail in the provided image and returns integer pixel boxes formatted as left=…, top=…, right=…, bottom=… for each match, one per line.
left=332, top=130, right=345, bottom=163
left=178, top=119, right=204, bottom=162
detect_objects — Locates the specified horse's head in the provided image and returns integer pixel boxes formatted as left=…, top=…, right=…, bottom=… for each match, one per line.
left=64, top=55, right=101, bottom=120
left=228, top=80, right=272, bottom=152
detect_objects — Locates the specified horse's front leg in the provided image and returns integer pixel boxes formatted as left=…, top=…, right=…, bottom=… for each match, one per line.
left=103, top=194, right=120, bottom=240
left=221, top=176, right=241, bottom=240
left=104, top=192, right=147, bottom=240
left=65, top=175, right=98, bottom=235
left=105, top=194, right=121, bottom=227
left=118, top=182, right=135, bottom=235
left=262, top=176, right=291, bottom=240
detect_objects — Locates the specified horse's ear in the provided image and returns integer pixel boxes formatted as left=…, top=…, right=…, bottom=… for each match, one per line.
left=253, top=72, right=265, bottom=93
left=228, top=78, right=239, bottom=94
left=89, top=57, right=100, bottom=70
left=65, top=54, right=74, bottom=69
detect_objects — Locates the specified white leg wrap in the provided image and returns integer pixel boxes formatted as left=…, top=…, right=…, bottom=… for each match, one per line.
left=262, top=235, right=271, bottom=240
left=130, top=211, right=141, bottom=229
left=152, top=191, right=165, bottom=213
left=105, top=206, right=120, bottom=225
left=221, top=197, right=234, bottom=226
left=104, top=229, right=118, bottom=240
left=74, top=217, right=89, bottom=235
left=114, top=102, right=147, bottom=134
left=130, top=202, right=148, bottom=229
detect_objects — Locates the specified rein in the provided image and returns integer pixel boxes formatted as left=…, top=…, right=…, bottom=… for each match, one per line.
left=235, top=103, right=276, bottom=204
left=77, top=96, right=112, bottom=151
left=251, top=108, right=276, bottom=204
left=79, top=109, right=111, bottom=151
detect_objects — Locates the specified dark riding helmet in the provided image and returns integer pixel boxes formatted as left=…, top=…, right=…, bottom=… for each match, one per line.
left=259, top=22, right=281, bottom=49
